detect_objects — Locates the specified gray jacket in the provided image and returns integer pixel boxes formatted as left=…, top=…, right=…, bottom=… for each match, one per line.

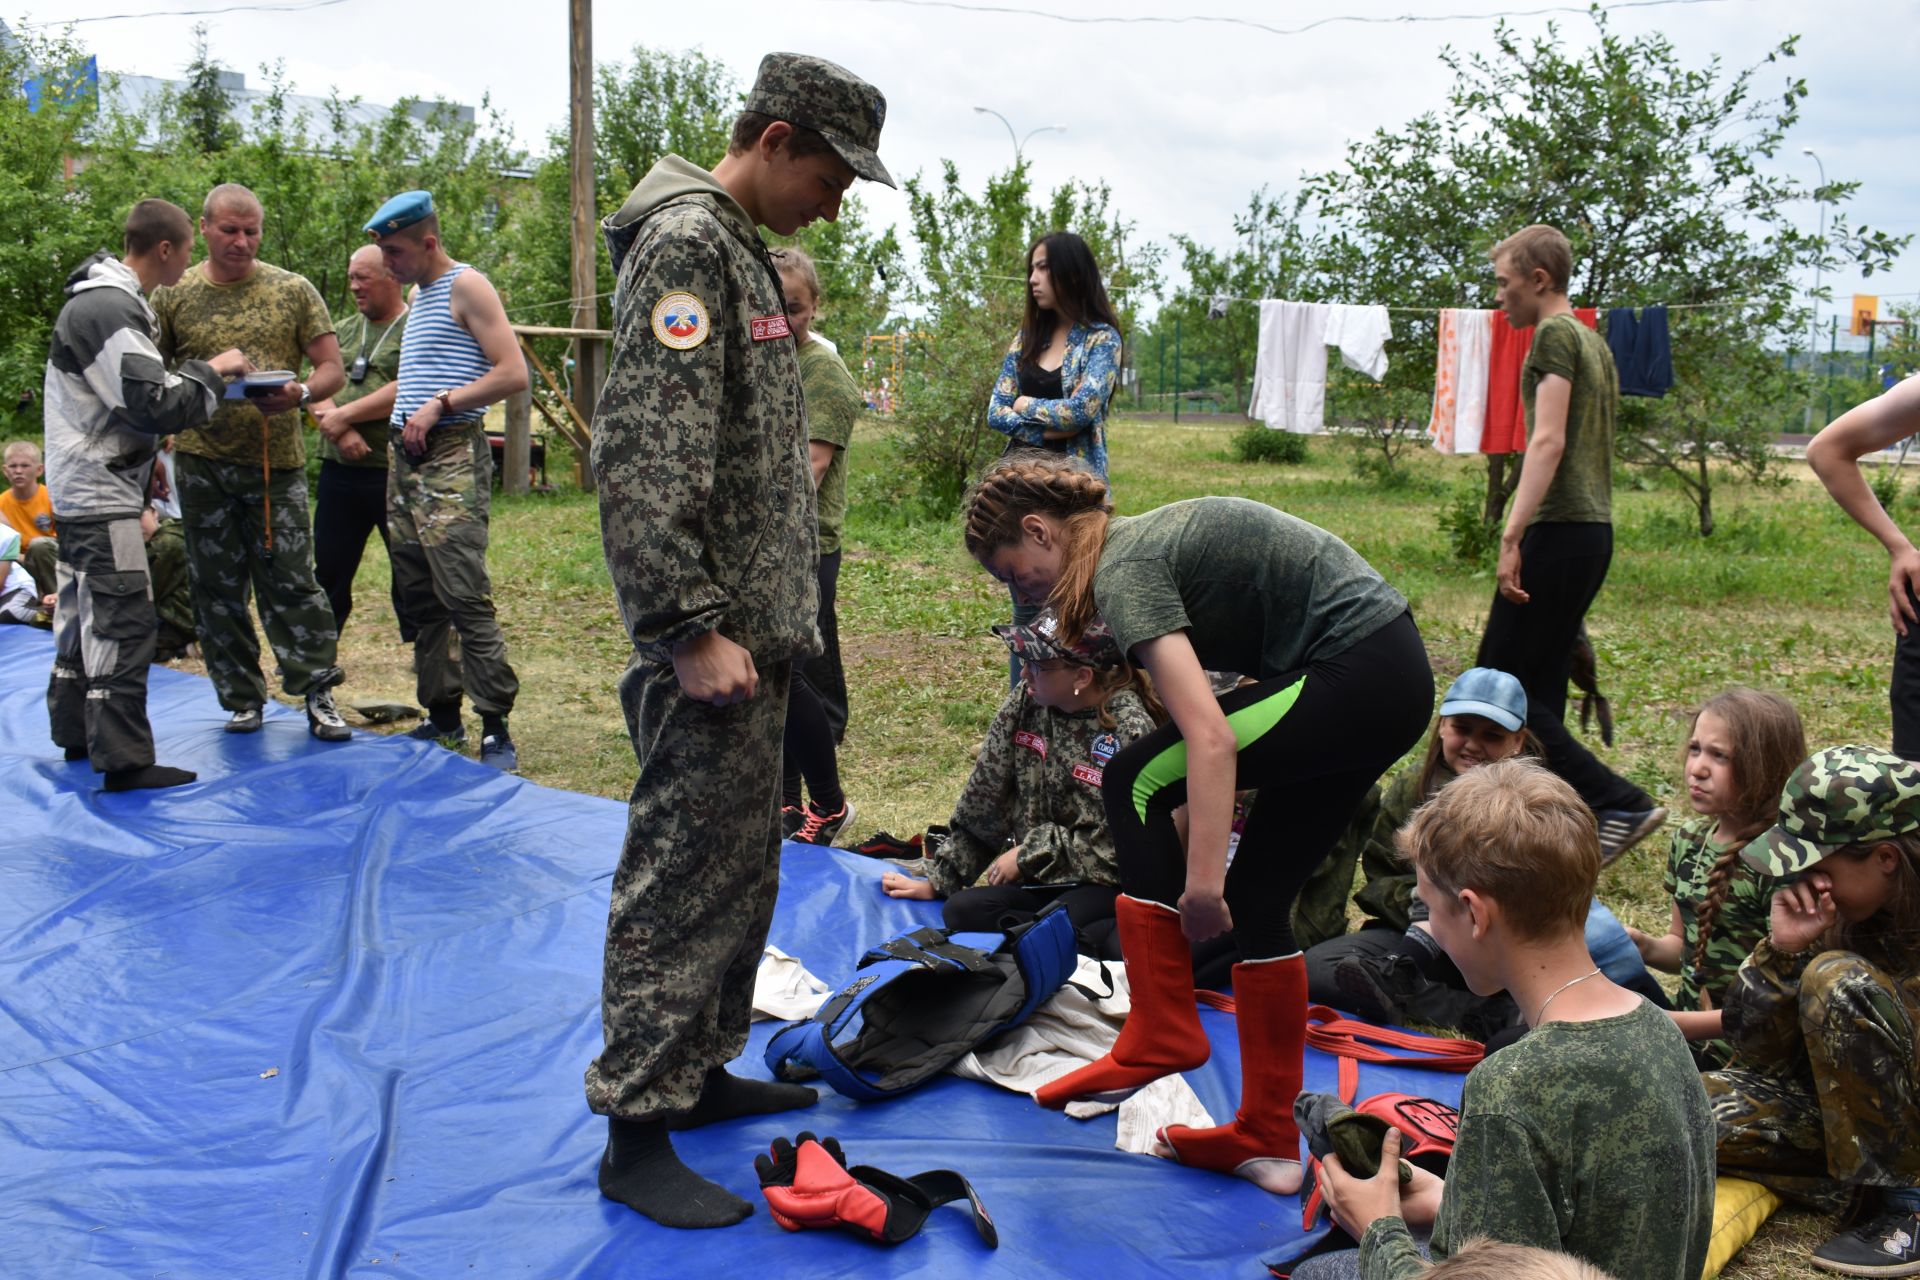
left=44, top=253, right=221, bottom=521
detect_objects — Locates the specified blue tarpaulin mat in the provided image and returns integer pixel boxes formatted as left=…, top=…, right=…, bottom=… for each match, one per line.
left=0, top=625, right=1465, bottom=1278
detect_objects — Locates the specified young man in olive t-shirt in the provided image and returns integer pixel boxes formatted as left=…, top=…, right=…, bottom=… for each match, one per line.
left=1475, top=225, right=1662, bottom=863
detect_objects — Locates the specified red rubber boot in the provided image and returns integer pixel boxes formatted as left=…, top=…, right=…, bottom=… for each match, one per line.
left=1034, top=895, right=1209, bottom=1109
left=1154, top=954, right=1306, bottom=1194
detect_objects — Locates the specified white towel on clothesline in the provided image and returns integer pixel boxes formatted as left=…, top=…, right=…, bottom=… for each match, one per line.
left=1427, top=308, right=1493, bottom=454
left=1325, top=303, right=1392, bottom=381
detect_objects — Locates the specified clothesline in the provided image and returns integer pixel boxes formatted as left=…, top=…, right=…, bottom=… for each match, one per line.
left=1207, top=294, right=1757, bottom=314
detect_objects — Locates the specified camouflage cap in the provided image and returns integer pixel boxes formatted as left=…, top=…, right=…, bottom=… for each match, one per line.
left=1742, top=744, right=1920, bottom=878
left=743, top=52, right=894, bottom=189
left=992, top=608, right=1124, bottom=670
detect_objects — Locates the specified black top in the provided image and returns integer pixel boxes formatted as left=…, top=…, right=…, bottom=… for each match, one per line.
left=1018, top=362, right=1064, bottom=400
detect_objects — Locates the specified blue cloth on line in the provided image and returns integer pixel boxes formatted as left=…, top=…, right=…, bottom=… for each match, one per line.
left=1605, top=305, right=1673, bottom=398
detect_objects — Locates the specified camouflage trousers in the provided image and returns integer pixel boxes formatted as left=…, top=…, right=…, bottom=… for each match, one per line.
left=47, top=517, right=157, bottom=772
left=147, top=518, right=196, bottom=662
left=21, top=534, right=58, bottom=598
left=1706, top=950, right=1920, bottom=1211
left=388, top=425, right=517, bottom=718
left=176, top=453, right=341, bottom=710
left=585, top=656, right=793, bottom=1120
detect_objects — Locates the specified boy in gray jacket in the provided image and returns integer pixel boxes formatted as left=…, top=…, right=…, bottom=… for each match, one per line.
left=44, top=198, right=248, bottom=789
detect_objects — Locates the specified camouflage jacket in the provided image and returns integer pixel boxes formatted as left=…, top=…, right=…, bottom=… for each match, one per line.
left=926, top=685, right=1157, bottom=897
left=1349, top=762, right=1444, bottom=932
left=1723, top=935, right=1920, bottom=1071
left=591, top=155, right=820, bottom=666
left=1664, top=817, right=1778, bottom=1015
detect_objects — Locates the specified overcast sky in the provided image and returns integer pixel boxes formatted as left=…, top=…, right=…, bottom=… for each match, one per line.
left=43, top=0, right=1920, bottom=342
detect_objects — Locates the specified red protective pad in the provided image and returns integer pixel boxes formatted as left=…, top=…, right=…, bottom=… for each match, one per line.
left=1354, top=1093, right=1457, bottom=1171
left=759, top=1138, right=892, bottom=1239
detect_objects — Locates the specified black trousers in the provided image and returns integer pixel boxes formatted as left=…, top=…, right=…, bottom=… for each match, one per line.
left=312, top=459, right=414, bottom=642
left=1475, top=522, right=1649, bottom=813
left=47, top=517, right=156, bottom=773
left=1103, top=612, right=1433, bottom=960
left=805, top=550, right=847, bottom=741
left=1895, top=587, right=1920, bottom=760
left=782, top=553, right=846, bottom=812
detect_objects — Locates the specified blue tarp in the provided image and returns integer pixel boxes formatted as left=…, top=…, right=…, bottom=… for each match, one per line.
left=0, top=625, right=1464, bottom=1278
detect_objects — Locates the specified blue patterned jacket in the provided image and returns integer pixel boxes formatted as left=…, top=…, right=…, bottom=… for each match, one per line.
left=986, top=322, right=1121, bottom=478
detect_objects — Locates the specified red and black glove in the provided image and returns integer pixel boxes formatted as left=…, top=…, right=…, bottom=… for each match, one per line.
left=754, top=1132, right=997, bottom=1248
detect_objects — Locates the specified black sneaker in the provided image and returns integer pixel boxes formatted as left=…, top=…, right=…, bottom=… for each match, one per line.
left=479, top=734, right=518, bottom=773
left=1812, top=1211, right=1920, bottom=1276
left=1596, top=806, right=1667, bottom=867
left=1333, top=953, right=1423, bottom=1025
left=790, top=799, right=856, bottom=847
left=781, top=804, right=807, bottom=840
left=305, top=688, right=351, bottom=742
left=405, top=719, right=467, bottom=747
left=225, top=707, right=263, bottom=734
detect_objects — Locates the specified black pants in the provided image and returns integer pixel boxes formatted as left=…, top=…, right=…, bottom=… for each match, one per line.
left=1476, top=522, right=1649, bottom=813
left=1103, top=612, right=1433, bottom=960
left=943, top=882, right=1120, bottom=953
left=805, top=550, right=847, bottom=742
left=783, top=552, right=847, bottom=810
left=313, top=459, right=413, bottom=642
left=1895, top=586, right=1920, bottom=760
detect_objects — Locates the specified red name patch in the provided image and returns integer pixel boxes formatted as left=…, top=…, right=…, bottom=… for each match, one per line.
left=1014, top=730, right=1047, bottom=758
left=751, top=314, right=793, bottom=341
left=1072, top=763, right=1104, bottom=787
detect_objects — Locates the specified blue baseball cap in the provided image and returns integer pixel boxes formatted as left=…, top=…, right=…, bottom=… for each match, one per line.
left=365, top=190, right=434, bottom=237
left=1439, top=668, right=1527, bottom=732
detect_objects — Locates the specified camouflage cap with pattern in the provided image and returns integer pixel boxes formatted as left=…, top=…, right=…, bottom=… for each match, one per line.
left=992, top=608, right=1124, bottom=670
left=1742, top=744, right=1920, bottom=878
left=743, top=52, right=894, bottom=188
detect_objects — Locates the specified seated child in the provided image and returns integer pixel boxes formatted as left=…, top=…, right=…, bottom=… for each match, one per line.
left=0, top=526, right=50, bottom=624
left=881, top=610, right=1159, bottom=956
left=1, top=440, right=57, bottom=598
left=1305, top=668, right=1655, bottom=1041
left=1624, top=687, right=1804, bottom=1067
left=1306, top=759, right=1714, bottom=1280
left=1706, top=744, right=1920, bottom=1276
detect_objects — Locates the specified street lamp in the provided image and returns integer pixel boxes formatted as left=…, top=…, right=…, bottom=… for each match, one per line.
left=1804, top=146, right=1827, bottom=430
left=972, top=106, right=1066, bottom=162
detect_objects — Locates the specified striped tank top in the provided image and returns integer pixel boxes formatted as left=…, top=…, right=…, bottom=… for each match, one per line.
left=392, top=262, right=491, bottom=425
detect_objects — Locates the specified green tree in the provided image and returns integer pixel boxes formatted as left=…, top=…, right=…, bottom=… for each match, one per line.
left=1302, top=13, right=1907, bottom=534
left=175, top=25, right=239, bottom=154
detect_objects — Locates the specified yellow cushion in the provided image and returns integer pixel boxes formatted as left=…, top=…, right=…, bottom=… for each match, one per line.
left=1703, top=1176, right=1783, bottom=1278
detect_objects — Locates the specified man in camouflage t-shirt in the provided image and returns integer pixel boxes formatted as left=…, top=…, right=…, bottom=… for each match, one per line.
left=152, top=183, right=350, bottom=740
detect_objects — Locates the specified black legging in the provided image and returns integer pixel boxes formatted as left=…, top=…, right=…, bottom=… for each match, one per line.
left=312, top=459, right=414, bottom=642
left=783, top=551, right=847, bottom=813
left=1102, top=612, right=1433, bottom=960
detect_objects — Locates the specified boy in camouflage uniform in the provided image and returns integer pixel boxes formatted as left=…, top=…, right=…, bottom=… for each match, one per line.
left=582, top=52, right=894, bottom=1230
left=1705, top=745, right=1920, bottom=1276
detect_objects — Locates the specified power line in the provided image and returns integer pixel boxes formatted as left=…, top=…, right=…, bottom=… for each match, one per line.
left=827, top=0, right=1748, bottom=37
left=19, top=0, right=350, bottom=29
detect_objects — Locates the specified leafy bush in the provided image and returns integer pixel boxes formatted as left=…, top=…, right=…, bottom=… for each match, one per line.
left=1440, top=484, right=1499, bottom=566
left=1232, top=424, right=1309, bottom=464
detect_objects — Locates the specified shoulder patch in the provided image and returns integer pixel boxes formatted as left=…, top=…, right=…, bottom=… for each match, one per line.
left=650, top=292, right=710, bottom=350
left=1090, top=733, right=1119, bottom=765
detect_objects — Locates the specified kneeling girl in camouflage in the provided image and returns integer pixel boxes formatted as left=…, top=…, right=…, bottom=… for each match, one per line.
left=880, top=612, right=1159, bottom=951
left=1706, top=745, right=1920, bottom=1277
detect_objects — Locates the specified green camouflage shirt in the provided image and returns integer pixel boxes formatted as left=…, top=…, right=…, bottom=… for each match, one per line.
left=592, top=156, right=820, bottom=665
left=1663, top=816, right=1778, bottom=1063
left=1359, top=1001, right=1714, bottom=1280
left=797, top=336, right=860, bottom=556
left=927, top=685, right=1156, bottom=897
left=323, top=307, right=408, bottom=467
left=153, top=261, right=333, bottom=470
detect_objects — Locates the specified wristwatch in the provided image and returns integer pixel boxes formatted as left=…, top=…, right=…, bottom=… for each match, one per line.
left=436, top=389, right=455, bottom=415
left=296, top=382, right=311, bottom=407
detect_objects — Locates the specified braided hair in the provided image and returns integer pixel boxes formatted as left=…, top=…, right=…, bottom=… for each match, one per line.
left=962, top=451, right=1113, bottom=641
left=1683, top=688, right=1806, bottom=1008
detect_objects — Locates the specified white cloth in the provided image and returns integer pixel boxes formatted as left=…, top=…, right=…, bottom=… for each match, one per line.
left=1325, top=304, right=1391, bottom=381
left=151, top=450, right=181, bottom=520
left=1427, top=308, right=1493, bottom=454
left=949, top=956, right=1216, bottom=1154
left=1249, top=300, right=1332, bottom=433
left=750, top=945, right=832, bottom=1023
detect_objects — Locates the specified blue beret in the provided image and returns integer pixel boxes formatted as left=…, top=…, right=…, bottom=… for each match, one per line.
left=364, top=190, right=435, bottom=236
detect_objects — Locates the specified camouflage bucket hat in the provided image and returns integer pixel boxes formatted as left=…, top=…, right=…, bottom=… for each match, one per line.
left=992, top=608, right=1124, bottom=670
left=1742, top=744, right=1920, bottom=878
left=744, top=52, right=895, bottom=188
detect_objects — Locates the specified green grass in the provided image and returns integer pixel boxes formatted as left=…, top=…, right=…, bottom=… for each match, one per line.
left=309, top=411, right=1883, bottom=1279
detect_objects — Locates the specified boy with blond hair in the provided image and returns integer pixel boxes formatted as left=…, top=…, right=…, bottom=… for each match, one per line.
left=1308, top=759, right=1712, bottom=1280
left=1, top=440, right=58, bottom=596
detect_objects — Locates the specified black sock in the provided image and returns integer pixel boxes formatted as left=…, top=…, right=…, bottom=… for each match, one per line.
left=598, top=1116, right=752, bottom=1228
left=665, top=1067, right=817, bottom=1132
left=63, top=745, right=88, bottom=762
left=428, top=702, right=463, bottom=733
left=480, top=713, right=509, bottom=740
left=104, top=764, right=197, bottom=792
left=1394, top=926, right=1443, bottom=966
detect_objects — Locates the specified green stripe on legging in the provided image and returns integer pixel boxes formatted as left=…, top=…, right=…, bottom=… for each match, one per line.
left=1131, top=675, right=1307, bottom=824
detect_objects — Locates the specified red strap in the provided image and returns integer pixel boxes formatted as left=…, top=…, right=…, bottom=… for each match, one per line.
left=1196, top=992, right=1482, bottom=1084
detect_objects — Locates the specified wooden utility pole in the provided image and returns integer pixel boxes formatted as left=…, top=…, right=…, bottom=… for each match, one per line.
left=568, top=0, right=600, bottom=489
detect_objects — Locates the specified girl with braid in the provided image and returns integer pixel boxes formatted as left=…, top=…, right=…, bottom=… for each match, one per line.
left=1625, top=688, right=1805, bottom=1067
left=963, top=452, right=1431, bottom=1195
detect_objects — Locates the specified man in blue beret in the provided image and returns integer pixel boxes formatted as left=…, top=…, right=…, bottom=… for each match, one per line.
left=363, top=190, right=529, bottom=771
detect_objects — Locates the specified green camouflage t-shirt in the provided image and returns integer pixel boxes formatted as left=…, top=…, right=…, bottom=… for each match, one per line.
left=153, top=261, right=334, bottom=470
left=1093, top=497, right=1407, bottom=677
left=797, top=336, right=860, bottom=555
left=323, top=308, right=408, bottom=468
left=1524, top=313, right=1617, bottom=525
left=1359, top=1000, right=1714, bottom=1280
left=1664, top=815, right=1778, bottom=1065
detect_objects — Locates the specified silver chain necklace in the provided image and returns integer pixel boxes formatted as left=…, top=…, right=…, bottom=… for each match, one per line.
left=1532, top=967, right=1602, bottom=1025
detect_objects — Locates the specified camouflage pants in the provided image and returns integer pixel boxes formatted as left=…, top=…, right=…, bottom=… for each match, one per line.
left=388, top=425, right=517, bottom=718
left=1706, top=950, right=1920, bottom=1211
left=176, top=453, right=341, bottom=710
left=147, top=518, right=196, bottom=662
left=21, top=535, right=57, bottom=598
left=47, top=517, right=156, bottom=772
left=584, top=656, right=793, bottom=1120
